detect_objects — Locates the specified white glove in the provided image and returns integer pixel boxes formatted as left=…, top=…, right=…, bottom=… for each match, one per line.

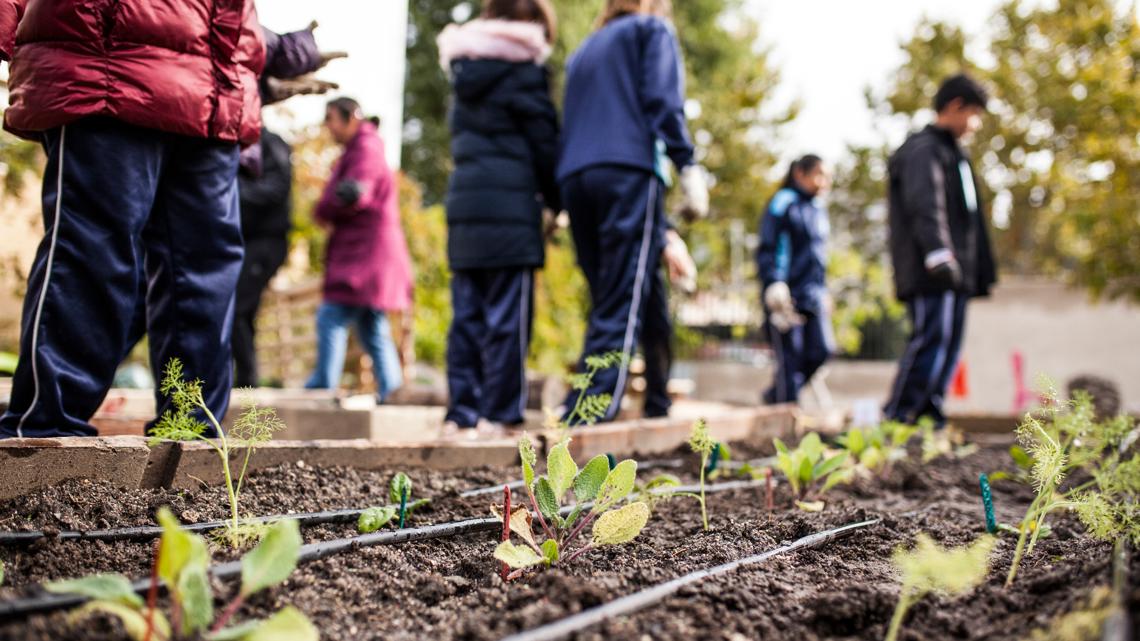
left=678, top=164, right=709, bottom=221
left=764, top=282, right=803, bottom=333
left=663, top=230, right=697, bottom=294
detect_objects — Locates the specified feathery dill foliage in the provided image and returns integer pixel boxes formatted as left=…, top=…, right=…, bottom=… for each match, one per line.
left=886, top=534, right=995, bottom=641
left=149, top=358, right=285, bottom=548
left=1005, top=382, right=1137, bottom=585
left=564, top=352, right=627, bottom=427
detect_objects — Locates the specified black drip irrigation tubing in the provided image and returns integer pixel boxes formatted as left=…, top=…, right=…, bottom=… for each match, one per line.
left=498, top=518, right=882, bottom=641
left=0, top=478, right=770, bottom=622
left=0, top=458, right=695, bottom=546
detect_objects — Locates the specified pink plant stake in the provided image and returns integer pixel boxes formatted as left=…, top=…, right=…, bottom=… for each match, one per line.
left=501, top=485, right=511, bottom=582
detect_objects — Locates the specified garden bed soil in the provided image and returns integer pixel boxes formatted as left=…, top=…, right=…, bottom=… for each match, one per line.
left=1, top=438, right=1137, bottom=641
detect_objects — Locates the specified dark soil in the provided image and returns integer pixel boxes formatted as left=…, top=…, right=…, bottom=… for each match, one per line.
left=1, top=437, right=1137, bottom=641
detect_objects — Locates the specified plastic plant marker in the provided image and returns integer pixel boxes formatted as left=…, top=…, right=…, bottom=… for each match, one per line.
left=501, top=486, right=511, bottom=581
left=606, top=453, right=617, bottom=470
left=979, top=473, right=997, bottom=534
left=705, top=442, right=721, bottom=474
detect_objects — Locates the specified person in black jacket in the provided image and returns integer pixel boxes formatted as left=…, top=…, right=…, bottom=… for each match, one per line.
left=884, top=74, right=998, bottom=427
left=233, top=128, right=293, bottom=388
left=437, top=0, right=561, bottom=436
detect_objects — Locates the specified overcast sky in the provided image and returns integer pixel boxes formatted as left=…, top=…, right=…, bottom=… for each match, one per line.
left=260, top=0, right=1136, bottom=168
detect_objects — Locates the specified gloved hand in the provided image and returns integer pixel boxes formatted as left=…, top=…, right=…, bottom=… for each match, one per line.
left=334, top=180, right=363, bottom=206
left=764, top=281, right=804, bottom=333
left=678, top=164, right=710, bottom=222
left=925, top=250, right=963, bottom=289
left=663, top=230, right=697, bottom=295
left=307, top=21, right=349, bottom=69
left=264, top=75, right=340, bottom=102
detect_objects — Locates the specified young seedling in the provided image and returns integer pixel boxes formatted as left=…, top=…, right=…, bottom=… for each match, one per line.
left=886, top=533, right=995, bottom=641
left=688, top=419, right=714, bottom=531
left=1004, top=387, right=1135, bottom=585
left=356, top=472, right=431, bottom=534
left=773, top=432, right=850, bottom=509
left=837, top=421, right=917, bottom=478
left=560, top=352, right=628, bottom=429
left=492, top=436, right=649, bottom=579
left=46, top=508, right=314, bottom=641
left=148, top=359, right=285, bottom=548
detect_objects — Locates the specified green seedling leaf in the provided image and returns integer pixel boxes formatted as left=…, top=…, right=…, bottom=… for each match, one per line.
left=357, top=506, right=397, bottom=533
left=494, top=540, right=545, bottom=569
left=574, top=455, right=610, bottom=502
left=206, top=606, right=318, bottom=641
left=563, top=504, right=584, bottom=529
left=813, top=452, right=848, bottom=479
left=240, top=519, right=302, bottom=597
left=773, top=438, right=790, bottom=456
left=797, top=454, right=814, bottom=485
left=45, top=574, right=144, bottom=608
left=405, top=498, right=431, bottom=514
left=795, top=500, right=825, bottom=512
left=860, top=447, right=886, bottom=471
left=894, top=533, right=995, bottom=596
left=547, top=440, right=578, bottom=500
left=594, top=459, right=638, bottom=511
left=156, top=507, right=213, bottom=634
left=846, top=428, right=866, bottom=455
left=821, top=468, right=855, bottom=493
left=1009, top=445, right=1033, bottom=470
left=389, top=473, right=413, bottom=505
left=644, top=474, right=681, bottom=491
left=541, top=539, right=559, bottom=566
left=519, top=433, right=538, bottom=486
left=592, top=501, right=650, bottom=546
left=534, top=477, right=560, bottom=520
left=66, top=601, right=171, bottom=641
left=799, top=432, right=824, bottom=461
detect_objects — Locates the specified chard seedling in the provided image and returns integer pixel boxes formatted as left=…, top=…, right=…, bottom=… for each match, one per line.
left=773, top=432, right=850, bottom=508
left=356, top=473, right=430, bottom=533
left=493, top=436, right=649, bottom=579
left=47, top=508, right=314, bottom=641
left=838, top=421, right=917, bottom=477
left=148, top=359, right=285, bottom=548
left=1004, top=387, right=1135, bottom=586
left=886, top=533, right=995, bottom=641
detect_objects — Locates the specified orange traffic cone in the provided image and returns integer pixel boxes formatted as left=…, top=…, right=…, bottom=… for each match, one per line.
left=951, top=360, right=969, bottom=399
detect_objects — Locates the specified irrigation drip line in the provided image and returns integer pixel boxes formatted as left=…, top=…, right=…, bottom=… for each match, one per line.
left=0, top=477, right=770, bottom=622
left=498, top=518, right=882, bottom=641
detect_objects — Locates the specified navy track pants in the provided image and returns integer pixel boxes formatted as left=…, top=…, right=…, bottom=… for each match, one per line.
left=0, top=117, right=243, bottom=438
left=446, top=267, right=534, bottom=427
left=763, top=310, right=834, bottom=405
left=884, top=290, right=968, bottom=427
left=562, top=166, right=672, bottom=423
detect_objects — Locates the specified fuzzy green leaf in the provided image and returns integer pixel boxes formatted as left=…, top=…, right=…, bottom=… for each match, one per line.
left=519, top=433, right=538, bottom=486
left=547, top=440, right=578, bottom=500
left=240, top=519, right=302, bottom=597
left=389, top=473, right=413, bottom=504
left=541, top=539, right=560, bottom=566
left=494, top=541, right=545, bottom=569
left=799, top=432, right=824, bottom=461
left=813, top=452, right=848, bottom=479
left=534, top=477, right=560, bottom=520
left=563, top=504, right=584, bottom=530
left=774, top=438, right=790, bottom=456
left=45, top=574, right=143, bottom=608
left=592, top=502, right=650, bottom=546
left=644, top=474, right=682, bottom=491
left=156, top=507, right=212, bottom=634
left=894, top=534, right=996, bottom=597
left=66, top=601, right=171, bottom=641
left=492, top=504, right=539, bottom=548
left=357, top=507, right=397, bottom=533
left=594, top=459, right=638, bottom=511
left=206, top=606, right=318, bottom=641
left=573, top=455, right=610, bottom=502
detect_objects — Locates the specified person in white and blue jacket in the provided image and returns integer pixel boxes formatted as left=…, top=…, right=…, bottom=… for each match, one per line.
left=558, top=0, right=708, bottom=424
left=756, top=155, right=834, bottom=405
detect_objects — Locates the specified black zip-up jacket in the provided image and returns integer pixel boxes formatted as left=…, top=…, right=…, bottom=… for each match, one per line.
left=887, top=125, right=997, bottom=301
left=445, top=58, right=560, bottom=270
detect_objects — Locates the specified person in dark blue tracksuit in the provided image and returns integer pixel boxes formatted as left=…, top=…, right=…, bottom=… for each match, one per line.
left=757, top=155, right=835, bottom=405
left=559, top=0, right=708, bottom=424
left=884, top=74, right=997, bottom=427
left=437, top=0, right=561, bottom=434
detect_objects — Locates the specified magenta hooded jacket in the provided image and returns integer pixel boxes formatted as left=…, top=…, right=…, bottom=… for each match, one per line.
left=315, top=122, right=414, bottom=312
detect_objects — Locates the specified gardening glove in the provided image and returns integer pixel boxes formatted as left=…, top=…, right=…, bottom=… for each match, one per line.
left=663, top=230, right=697, bottom=295
left=924, top=249, right=963, bottom=290
left=334, top=179, right=363, bottom=206
left=264, top=75, right=340, bottom=103
left=764, top=281, right=804, bottom=333
left=678, top=164, right=710, bottom=222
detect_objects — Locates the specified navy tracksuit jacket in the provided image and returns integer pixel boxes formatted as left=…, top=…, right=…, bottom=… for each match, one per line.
left=0, top=117, right=242, bottom=438
left=558, top=14, right=694, bottom=423
left=756, top=187, right=834, bottom=404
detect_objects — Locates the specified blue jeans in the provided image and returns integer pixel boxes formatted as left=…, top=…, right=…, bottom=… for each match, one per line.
left=884, top=291, right=968, bottom=427
left=305, top=302, right=403, bottom=402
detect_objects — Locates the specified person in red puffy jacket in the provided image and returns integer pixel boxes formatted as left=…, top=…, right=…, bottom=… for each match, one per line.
left=0, top=0, right=266, bottom=438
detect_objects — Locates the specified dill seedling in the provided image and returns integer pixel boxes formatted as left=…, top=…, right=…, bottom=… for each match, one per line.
left=687, top=419, right=714, bottom=531
left=886, top=534, right=995, bottom=641
left=563, top=351, right=627, bottom=428
left=148, top=358, right=285, bottom=548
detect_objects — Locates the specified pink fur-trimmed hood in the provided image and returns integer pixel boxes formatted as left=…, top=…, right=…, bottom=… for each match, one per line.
left=437, top=19, right=552, bottom=68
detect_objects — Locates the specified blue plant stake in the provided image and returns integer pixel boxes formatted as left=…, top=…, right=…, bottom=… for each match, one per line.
left=704, top=442, right=722, bottom=475
left=606, top=453, right=617, bottom=470
left=979, top=473, right=997, bottom=534
left=398, top=486, right=409, bottom=529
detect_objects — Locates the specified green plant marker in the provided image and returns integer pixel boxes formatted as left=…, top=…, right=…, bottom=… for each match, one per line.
left=605, top=453, right=617, bottom=470
left=979, top=473, right=996, bottom=534
left=704, top=443, right=721, bottom=474
left=398, top=487, right=408, bottom=529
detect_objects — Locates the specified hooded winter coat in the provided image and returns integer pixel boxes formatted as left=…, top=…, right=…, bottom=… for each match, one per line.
left=1, top=0, right=266, bottom=145
left=315, top=121, right=414, bottom=312
left=438, top=19, right=560, bottom=270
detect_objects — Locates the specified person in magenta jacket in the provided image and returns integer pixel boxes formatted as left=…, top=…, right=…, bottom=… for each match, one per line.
left=305, top=97, right=414, bottom=403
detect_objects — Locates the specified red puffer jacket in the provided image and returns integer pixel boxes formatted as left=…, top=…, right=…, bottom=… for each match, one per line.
left=0, top=0, right=266, bottom=145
